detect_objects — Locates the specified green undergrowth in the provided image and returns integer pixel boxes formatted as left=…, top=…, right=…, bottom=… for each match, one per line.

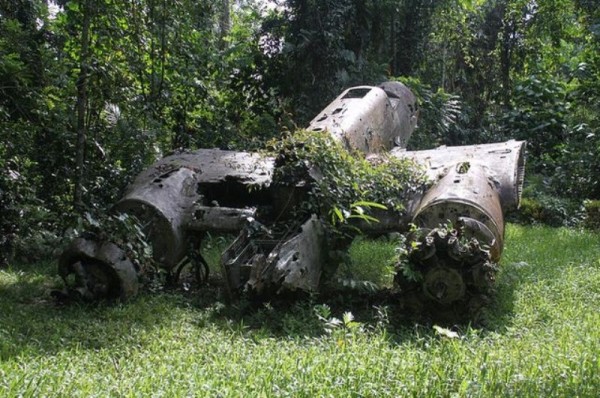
left=1, top=224, right=599, bottom=397
left=267, top=130, right=427, bottom=232
left=334, top=235, right=398, bottom=290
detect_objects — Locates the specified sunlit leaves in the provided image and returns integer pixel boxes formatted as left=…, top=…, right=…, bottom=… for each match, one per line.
left=269, top=130, right=427, bottom=236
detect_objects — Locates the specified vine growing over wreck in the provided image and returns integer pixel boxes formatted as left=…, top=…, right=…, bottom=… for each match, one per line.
left=268, top=130, right=429, bottom=235
left=73, top=212, right=157, bottom=275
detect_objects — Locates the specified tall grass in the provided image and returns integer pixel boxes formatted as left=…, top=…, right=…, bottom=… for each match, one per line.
left=1, top=224, right=598, bottom=397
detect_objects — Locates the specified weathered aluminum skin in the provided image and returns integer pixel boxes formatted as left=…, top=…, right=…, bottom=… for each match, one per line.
left=115, top=167, right=198, bottom=269
left=56, top=81, right=525, bottom=307
left=186, top=206, right=257, bottom=232
left=392, top=140, right=526, bottom=211
left=412, top=163, right=504, bottom=261
left=307, top=82, right=418, bottom=153
left=59, top=238, right=138, bottom=300
left=221, top=216, right=327, bottom=297
left=114, top=149, right=274, bottom=269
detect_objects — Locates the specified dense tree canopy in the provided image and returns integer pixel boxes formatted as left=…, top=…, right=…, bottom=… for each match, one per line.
left=1, top=0, right=599, bottom=264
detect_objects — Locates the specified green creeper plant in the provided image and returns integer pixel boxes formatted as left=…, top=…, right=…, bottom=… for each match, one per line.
left=268, top=130, right=428, bottom=238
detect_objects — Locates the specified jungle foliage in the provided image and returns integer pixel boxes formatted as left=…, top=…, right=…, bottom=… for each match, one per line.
left=1, top=0, right=599, bottom=264
left=269, top=130, right=427, bottom=235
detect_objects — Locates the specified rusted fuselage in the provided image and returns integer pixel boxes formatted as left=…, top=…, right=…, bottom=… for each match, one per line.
left=58, top=81, right=525, bottom=313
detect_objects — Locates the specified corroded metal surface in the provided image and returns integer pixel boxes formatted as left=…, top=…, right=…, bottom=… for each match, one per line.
left=56, top=81, right=525, bottom=314
left=308, top=81, right=418, bottom=153
left=392, top=140, right=526, bottom=211
left=115, top=167, right=199, bottom=269
left=389, top=143, right=525, bottom=313
left=412, top=163, right=504, bottom=260
left=186, top=206, right=257, bottom=232
left=126, top=149, right=273, bottom=187
left=396, top=225, right=498, bottom=320
left=221, top=216, right=327, bottom=297
left=113, top=149, right=274, bottom=269
left=58, top=237, right=138, bottom=300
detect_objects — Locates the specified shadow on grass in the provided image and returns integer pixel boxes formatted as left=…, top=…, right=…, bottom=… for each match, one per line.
left=188, top=268, right=522, bottom=343
left=0, top=263, right=211, bottom=360
left=0, top=252, right=525, bottom=360
left=5, top=224, right=598, bottom=360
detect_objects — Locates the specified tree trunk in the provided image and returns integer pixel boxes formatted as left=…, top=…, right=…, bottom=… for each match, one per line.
left=74, top=0, right=92, bottom=210
left=390, top=8, right=396, bottom=75
left=500, top=10, right=514, bottom=105
left=218, top=0, right=230, bottom=49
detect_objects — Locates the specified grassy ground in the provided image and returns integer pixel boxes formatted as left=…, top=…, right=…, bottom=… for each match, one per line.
left=1, top=224, right=599, bottom=397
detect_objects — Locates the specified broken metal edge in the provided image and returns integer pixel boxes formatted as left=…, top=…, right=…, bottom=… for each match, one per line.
left=186, top=206, right=257, bottom=233
left=307, top=83, right=418, bottom=154
left=126, top=149, right=274, bottom=190
left=221, top=215, right=327, bottom=299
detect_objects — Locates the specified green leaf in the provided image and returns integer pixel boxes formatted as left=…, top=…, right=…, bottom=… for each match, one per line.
left=348, top=213, right=380, bottom=223
left=332, top=206, right=344, bottom=223
left=67, top=2, right=80, bottom=12
left=352, top=201, right=387, bottom=210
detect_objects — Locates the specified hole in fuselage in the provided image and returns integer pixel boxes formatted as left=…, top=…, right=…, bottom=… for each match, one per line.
left=456, top=162, right=471, bottom=174
left=342, top=88, right=371, bottom=99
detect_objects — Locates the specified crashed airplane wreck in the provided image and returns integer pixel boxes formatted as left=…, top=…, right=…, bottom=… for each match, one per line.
left=58, top=81, right=525, bottom=317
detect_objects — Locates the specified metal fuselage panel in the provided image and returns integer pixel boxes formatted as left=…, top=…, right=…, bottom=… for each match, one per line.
left=307, top=84, right=417, bottom=154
